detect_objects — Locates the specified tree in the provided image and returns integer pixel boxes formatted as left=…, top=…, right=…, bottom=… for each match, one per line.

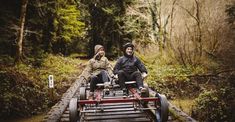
left=51, top=0, right=85, bottom=55
left=80, top=0, right=131, bottom=57
left=15, top=0, right=28, bottom=63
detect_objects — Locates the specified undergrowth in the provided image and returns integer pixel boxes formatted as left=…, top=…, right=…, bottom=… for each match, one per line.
left=137, top=52, right=235, bottom=121
left=0, top=54, right=84, bottom=118
left=136, top=52, right=206, bottom=98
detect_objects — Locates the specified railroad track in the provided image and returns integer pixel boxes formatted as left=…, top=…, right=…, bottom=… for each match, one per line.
left=62, top=89, right=156, bottom=122
left=61, top=90, right=179, bottom=122
left=44, top=77, right=196, bottom=122
left=61, top=102, right=153, bottom=122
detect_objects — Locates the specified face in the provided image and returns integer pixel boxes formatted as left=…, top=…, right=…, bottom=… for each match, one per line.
left=98, top=47, right=105, bottom=56
left=125, top=47, right=133, bottom=56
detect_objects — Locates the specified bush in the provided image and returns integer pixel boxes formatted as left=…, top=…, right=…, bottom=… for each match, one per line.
left=193, top=86, right=235, bottom=121
left=0, top=54, right=84, bottom=118
left=137, top=53, right=205, bottom=98
left=0, top=70, right=48, bottom=118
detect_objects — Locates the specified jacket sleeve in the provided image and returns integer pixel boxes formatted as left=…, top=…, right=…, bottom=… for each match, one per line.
left=113, top=58, right=122, bottom=75
left=136, top=57, right=148, bottom=73
left=105, top=57, right=114, bottom=76
left=80, top=60, right=93, bottom=82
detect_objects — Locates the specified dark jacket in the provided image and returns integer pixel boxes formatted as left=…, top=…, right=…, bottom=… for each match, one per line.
left=113, top=56, right=147, bottom=74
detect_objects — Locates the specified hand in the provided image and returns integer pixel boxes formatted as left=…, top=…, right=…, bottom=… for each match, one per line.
left=142, top=72, right=148, bottom=79
left=113, top=74, right=118, bottom=79
left=97, top=50, right=105, bottom=56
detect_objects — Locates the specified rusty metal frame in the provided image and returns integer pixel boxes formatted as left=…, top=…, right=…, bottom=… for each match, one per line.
left=78, top=86, right=159, bottom=105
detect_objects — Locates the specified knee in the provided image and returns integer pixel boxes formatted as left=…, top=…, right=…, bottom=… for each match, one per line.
left=117, top=70, right=125, bottom=76
left=100, top=70, right=109, bottom=78
left=90, top=75, right=98, bottom=81
left=100, top=70, right=107, bottom=74
left=133, top=71, right=141, bottom=77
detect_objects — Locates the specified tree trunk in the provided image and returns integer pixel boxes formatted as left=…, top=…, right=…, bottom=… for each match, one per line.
left=16, top=0, right=28, bottom=63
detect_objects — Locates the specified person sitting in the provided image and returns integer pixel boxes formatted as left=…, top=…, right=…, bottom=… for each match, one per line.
left=81, top=44, right=113, bottom=99
left=113, top=42, right=148, bottom=96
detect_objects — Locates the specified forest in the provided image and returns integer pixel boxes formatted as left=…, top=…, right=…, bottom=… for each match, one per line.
left=0, top=0, right=235, bottom=121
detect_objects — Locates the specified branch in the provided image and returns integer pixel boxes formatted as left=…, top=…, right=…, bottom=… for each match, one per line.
left=177, top=4, right=199, bottom=24
left=126, top=6, right=149, bottom=20
left=25, top=29, right=42, bottom=36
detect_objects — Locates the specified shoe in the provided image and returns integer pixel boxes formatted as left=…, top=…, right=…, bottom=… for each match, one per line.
left=104, top=88, right=110, bottom=95
left=88, top=92, right=94, bottom=100
left=123, top=88, right=128, bottom=96
left=140, top=87, right=147, bottom=93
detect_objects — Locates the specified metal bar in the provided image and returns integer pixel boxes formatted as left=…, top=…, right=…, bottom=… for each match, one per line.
left=81, top=108, right=136, bottom=113
left=81, top=110, right=103, bottom=113
left=129, top=87, right=142, bottom=99
left=125, top=81, right=136, bottom=84
left=84, top=111, right=143, bottom=116
left=136, top=107, right=157, bottom=110
left=78, top=97, right=159, bottom=104
left=84, top=104, right=133, bottom=110
left=84, top=114, right=147, bottom=121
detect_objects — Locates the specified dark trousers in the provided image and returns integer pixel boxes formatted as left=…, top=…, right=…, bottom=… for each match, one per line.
left=90, top=70, right=109, bottom=92
left=117, top=70, right=143, bottom=89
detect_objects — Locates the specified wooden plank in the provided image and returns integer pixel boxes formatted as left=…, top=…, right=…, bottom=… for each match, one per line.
left=44, top=77, right=85, bottom=122
left=84, top=114, right=148, bottom=121
left=84, top=118, right=151, bottom=122
left=85, top=111, right=143, bottom=116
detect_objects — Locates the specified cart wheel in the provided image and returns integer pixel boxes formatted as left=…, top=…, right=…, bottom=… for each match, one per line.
left=80, top=87, right=86, bottom=100
left=69, top=98, right=79, bottom=122
left=155, top=93, right=169, bottom=122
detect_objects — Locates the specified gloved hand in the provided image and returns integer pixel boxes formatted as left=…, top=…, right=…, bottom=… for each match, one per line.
left=141, top=72, right=148, bottom=79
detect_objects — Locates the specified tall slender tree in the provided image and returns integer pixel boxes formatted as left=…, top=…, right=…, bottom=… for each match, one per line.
left=16, top=0, right=28, bottom=63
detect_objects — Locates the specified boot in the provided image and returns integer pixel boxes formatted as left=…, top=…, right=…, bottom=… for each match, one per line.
left=123, top=88, right=128, bottom=96
left=88, top=92, right=94, bottom=100
left=104, top=82, right=110, bottom=89
left=140, top=87, right=147, bottom=93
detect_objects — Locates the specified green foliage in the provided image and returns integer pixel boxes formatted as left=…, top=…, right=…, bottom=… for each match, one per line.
left=139, top=53, right=205, bottom=83
left=137, top=53, right=206, bottom=98
left=193, top=87, right=235, bottom=121
left=122, top=14, right=151, bottom=44
left=79, top=0, right=134, bottom=57
left=0, top=55, right=15, bottom=65
left=54, top=2, right=85, bottom=42
left=39, top=54, right=82, bottom=84
left=0, top=55, right=84, bottom=118
left=0, top=70, right=48, bottom=118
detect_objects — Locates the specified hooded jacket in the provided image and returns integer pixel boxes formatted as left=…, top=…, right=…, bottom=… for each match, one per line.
left=113, top=55, right=147, bottom=74
left=81, top=45, right=113, bottom=81
left=94, top=44, right=103, bottom=55
left=114, top=43, right=147, bottom=74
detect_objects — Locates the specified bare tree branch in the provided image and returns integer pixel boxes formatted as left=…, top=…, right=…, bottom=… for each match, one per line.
left=177, top=3, right=199, bottom=24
